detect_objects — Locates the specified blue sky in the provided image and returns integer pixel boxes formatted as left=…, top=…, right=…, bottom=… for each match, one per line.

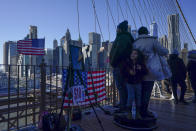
left=0, top=0, right=195, bottom=64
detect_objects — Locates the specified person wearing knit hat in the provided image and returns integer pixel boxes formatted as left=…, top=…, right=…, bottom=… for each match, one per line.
left=109, top=20, right=134, bottom=112
left=168, top=49, right=188, bottom=104
left=117, top=20, right=128, bottom=32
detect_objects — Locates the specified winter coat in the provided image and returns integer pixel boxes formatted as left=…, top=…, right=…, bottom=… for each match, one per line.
left=187, top=60, right=196, bottom=82
left=109, top=32, right=134, bottom=68
left=120, top=58, right=148, bottom=84
left=168, top=54, right=187, bottom=81
left=133, top=34, right=169, bottom=81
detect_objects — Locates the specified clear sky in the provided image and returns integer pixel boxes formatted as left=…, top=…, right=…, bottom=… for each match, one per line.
left=0, top=0, right=195, bottom=64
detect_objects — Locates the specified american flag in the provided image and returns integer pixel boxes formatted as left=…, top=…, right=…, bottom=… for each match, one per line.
left=17, top=39, right=45, bottom=55
left=62, top=70, right=106, bottom=108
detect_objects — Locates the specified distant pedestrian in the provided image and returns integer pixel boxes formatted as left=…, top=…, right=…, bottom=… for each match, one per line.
left=120, top=49, right=148, bottom=119
left=134, top=26, right=169, bottom=117
left=109, top=20, right=134, bottom=112
left=187, top=54, right=196, bottom=103
left=168, top=49, right=188, bottom=104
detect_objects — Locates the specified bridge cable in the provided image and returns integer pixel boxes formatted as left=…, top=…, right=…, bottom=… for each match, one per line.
left=105, top=0, right=117, bottom=30
left=141, top=0, right=153, bottom=23
left=170, top=0, right=194, bottom=47
left=117, top=0, right=125, bottom=20
left=106, top=1, right=111, bottom=41
left=151, top=0, right=167, bottom=36
left=137, top=0, right=150, bottom=26
left=146, top=0, right=164, bottom=36
left=76, top=0, right=81, bottom=38
left=166, top=0, right=188, bottom=46
left=125, top=0, right=137, bottom=29
left=132, top=0, right=143, bottom=26
left=174, top=0, right=196, bottom=44
left=117, top=0, right=120, bottom=23
left=166, top=0, right=192, bottom=48
left=91, top=0, right=105, bottom=41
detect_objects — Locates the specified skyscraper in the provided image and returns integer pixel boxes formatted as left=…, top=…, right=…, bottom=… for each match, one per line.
left=168, top=14, right=181, bottom=53
left=60, top=29, right=83, bottom=67
left=53, top=39, right=58, bottom=49
left=159, top=35, right=169, bottom=49
left=29, top=26, right=37, bottom=39
left=3, top=42, right=9, bottom=65
left=3, top=41, right=17, bottom=72
left=89, top=32, right=101, bottom=68
left=150, top=21, right=158, bottom=37
left=44, top=48, right=53, bottom=66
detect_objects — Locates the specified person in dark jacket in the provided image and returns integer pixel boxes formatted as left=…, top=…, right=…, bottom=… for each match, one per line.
left=121, top=49, right=148, bottom=119
left=110, top=20, right=134, bottom=112
left=168, top=49, right=188, bottom=104
left=187, top=59, right=196, bottom=103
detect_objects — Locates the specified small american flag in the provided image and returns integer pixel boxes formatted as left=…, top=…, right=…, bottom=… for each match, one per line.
left=62, top=70, right=106, bottom=108
left=17, top=39, right=45, bottom=55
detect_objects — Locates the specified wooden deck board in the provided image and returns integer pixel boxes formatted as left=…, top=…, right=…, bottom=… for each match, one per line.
left=73, top=98, right=196, bottom=131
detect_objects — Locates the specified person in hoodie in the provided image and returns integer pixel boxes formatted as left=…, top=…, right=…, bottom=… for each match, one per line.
left=168, top=49, right=188, bottom=104
left=121, top=49, right=148, bottom=119
left=109, top=20, right=134, bottom=112
left=134, top=27, right=169, bottom=117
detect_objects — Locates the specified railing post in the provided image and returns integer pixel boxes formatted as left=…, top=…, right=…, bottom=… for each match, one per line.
left=40, top=59, right=46, bottom=112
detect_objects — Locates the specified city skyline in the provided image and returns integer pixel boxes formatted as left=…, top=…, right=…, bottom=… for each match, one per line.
left=0, top=0, right=196, bottom=64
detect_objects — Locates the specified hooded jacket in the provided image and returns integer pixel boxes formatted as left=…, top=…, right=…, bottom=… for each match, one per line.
left=134, top=34, right=169, bottom=81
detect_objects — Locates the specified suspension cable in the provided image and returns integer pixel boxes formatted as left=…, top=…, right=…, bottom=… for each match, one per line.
left=137, top=0, right=149, bottom=26
left=152, top=0, right=168, bottom=35
left=117, top=0, right=119, bottom=23
left=169, top=0, right=193, bottom=48
left=146, top=0, right=163, bottom=36
left=167, top=0, right=192, bottom=48
left=173, top=0, right=195, bottom=45
left=125, top=0, right=137, bottom=29
left=117, top=0, right=125, bottom=20
left=132, top=0, right=143, bottom=26
left=91, top=0, right=104, bottom=41
left=105, top=0, right=117, bottom=30
left=106, top=2, right=110, bottom=41
left=76, top=0, right=81, bottom=38
left=142, top=0, right=153, bottom=23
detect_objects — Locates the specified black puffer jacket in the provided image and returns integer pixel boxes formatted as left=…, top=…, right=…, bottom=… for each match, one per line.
left=168, top=54, right=187, bottom=81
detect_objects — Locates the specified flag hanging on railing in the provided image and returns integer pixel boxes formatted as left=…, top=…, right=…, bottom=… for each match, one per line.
left=17, top=39, right=45, bottom=55
left=62, top=70, right=106, bottom=108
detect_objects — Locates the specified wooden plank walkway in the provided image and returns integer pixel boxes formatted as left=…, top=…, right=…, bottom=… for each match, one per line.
left=73, top=98, right=196, bottom=131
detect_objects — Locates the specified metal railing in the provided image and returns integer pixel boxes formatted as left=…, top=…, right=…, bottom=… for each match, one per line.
left=0, top=63, right=118, bottom=131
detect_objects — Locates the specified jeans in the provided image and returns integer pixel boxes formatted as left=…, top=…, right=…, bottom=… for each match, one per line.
left=171, top=79, right=187, bottom=101
left=126, top=83, right=142, bottom=108
left=113, top=68, right=127, bottom=109
left=141, top=81, right=154, bottom=114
